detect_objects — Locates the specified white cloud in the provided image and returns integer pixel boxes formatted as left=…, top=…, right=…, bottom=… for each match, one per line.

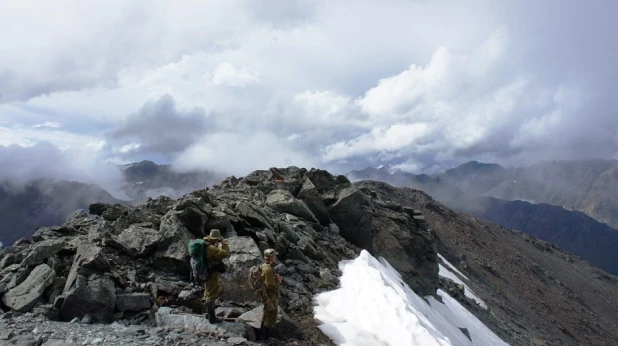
left=118, top=142, right=141, bottom=154
left=323, top=123, right=430, bottom=163
left=210, top=62, right=259, bottom=87
left=0, top=0, right=617, bottom=179
left=33, top=121, right=62, bottom=128
left=173, top=131, right=318, bottom=176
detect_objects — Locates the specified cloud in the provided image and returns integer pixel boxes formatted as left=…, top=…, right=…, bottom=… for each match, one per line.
left=107, top=94, right=209, bottom=158
left=0, top=142, right=126, bottom=198
left=33, top=121, right=62, bottom=128
left=210, top=62, right=259, bottom=87
left=173, top=131, right=318, bottom=176
left=1, top=0, right=617, bottom=180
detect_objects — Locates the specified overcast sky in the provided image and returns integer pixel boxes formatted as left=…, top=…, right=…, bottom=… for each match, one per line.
left=1, top=0, right=617, bottom=183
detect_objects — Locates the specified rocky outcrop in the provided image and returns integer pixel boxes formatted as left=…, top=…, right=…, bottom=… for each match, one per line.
left=2, top=263, right=55, bottom=312
left=0, top=166, right=438, bottom=345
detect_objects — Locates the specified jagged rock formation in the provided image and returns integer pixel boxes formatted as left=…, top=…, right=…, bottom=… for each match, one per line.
left=0, top=167, right=438, bottom=345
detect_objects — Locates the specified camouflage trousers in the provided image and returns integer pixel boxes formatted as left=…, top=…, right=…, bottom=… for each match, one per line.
left=262, top=297, right=278, bottom=328
left=203, top=272, right=221, bottom=303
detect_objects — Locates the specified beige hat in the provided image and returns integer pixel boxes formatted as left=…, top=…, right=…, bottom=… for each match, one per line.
left=205, top=229, right=223, bottom=240
left=264, top=248, right=278, bottom=257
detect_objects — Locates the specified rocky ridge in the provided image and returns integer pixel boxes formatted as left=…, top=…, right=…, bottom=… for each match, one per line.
left=0, top=167, right=441, bottom=345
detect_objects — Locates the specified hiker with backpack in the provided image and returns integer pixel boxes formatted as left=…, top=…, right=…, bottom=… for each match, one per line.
left=188, top=229, right=230, bottom=323
left=259, top=248, right=282, bottom=339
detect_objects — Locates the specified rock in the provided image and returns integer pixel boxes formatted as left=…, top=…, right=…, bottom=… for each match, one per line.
left=153, top=278, right=185, bottom=295
left=2, top=263, right=55, bottom=312
left=237, top=305, right=301, bottom=340
left=116, top=293, right=152, bottom=312
left=114, top=224, right=161, bottom=256
left=173, top=195, right=210, bottom=238
left=8, top=333, right=41, bottom=346
left=155, top=307, right=255, bottom=340
left=266, top=189, right=319, bottom=224
left=0, top=328, right=15, bottom=340
left=82, top=314, right=93, bottom=324
left=73, top=243, right=110, bottom=272
left=319, top=268, right=336, bottom=283
left=89, top=203, right=125, bottom=221
left=327, top=186, right=374, bottom=252
left=154, top=212, right=193, bottom=273
left=234, top=201, right=273, bottom=229
left=227, top=336, right=247, bottom=345
left=221, top=237, right=263, bottom=302
left=297, top=177, right=331, bottom=226
left=20, top=238, right=67, bottom=267
left=59, top=273, right=116, bottom=322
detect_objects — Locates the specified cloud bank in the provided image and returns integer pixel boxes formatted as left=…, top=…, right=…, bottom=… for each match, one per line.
left=1, top=0, right=617, bottom=185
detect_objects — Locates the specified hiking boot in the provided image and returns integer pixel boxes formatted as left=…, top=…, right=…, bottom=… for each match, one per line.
left=207, top=301, right=222, bottom=323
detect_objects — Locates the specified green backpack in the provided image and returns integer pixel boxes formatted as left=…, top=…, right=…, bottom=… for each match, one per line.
left=188, top=239, right=209, bottom=282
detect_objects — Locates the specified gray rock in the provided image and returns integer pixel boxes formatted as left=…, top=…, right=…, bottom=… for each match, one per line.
left=115, top=224, right=161, bottom=256
left=73, top=243, right=110, bottom=272
left=20, top=238, right=66, bottom=267
left=155, top=307, right=255, bottom=340
left=237, top=305, right=301, bottom=340
left=266, top=189, right=318, bottom=224
left=221, top=237, right=263, bottom=302
left=328, top=186, right=374, bottom=252
left=116, top=293, right=152, bottom=312
left=297, top=177, right=331, bottom=226
left=59, top=273, right=116, bottom=322
left=227, top=336, right=248, bottom=345
left=154, top=212, right=193, bottom=273
left=2, top=263, right=55, bottom=312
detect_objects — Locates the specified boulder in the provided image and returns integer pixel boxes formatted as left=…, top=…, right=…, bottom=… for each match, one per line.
left=2, top=263, right=55, bottom=312
left=89, top=203, right=125, bottom=221
left=238, top=305, right=301, bottom=340
left=20, top=238, right=67, bottom=267
left=297, top=177, right=331, bottom=226
left=116, top=293, right=152, bottom=312
left=266, top=190, right=318, bottom=224
left=173, top=195, right=211, bottom=238
left=234, top=201, right=273, bottom=230
left=328, top=186, right=374, bottom=252
left=221, top=237, right=263, bottom=302
left=155, top=307, right=256, bottom=340
left=154, top=212, right=193, bottom=273
left=58, top=273, right=116, bottom=322
left=114, top=224, right=161, bottom=256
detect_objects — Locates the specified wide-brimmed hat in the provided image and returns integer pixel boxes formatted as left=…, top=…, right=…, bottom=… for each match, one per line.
left=264, top=248, right=278, bottom=257
left=205, top=229, right=223, bottom=240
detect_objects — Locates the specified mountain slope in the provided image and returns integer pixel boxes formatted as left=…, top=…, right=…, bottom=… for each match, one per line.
left=469, top=197, right=618, bottom=275
left=356, top=180, right=618, bottom=346
left=0, top=179, right=122, bottom=247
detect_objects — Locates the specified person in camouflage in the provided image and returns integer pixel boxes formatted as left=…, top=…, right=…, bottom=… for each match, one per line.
left=260, top=248, right=282, bottom=339
left=203, top=229, right=230, bottom=323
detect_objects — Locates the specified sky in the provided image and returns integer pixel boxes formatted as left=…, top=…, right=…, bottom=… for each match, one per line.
left=313, top=250, right=508, bottom=345
left=1, top=0, right=618, bottom=184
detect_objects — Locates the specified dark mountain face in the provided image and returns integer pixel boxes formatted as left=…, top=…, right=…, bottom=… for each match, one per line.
left=466, top=197, right=618, bottom=275
left=445, top=159, right=618, bottom=228
left=0, top=179, right=122, bottom=247
left=120, top=160, right=226, bottom=202
left=356, top=180, right=618, bottom=346
left=347, top=164, right=618, bottom=276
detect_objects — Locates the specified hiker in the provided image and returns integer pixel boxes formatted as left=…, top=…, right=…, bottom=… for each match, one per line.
left=203, top=229, right=230, bottom=323
left=260, top=248, right=282, bottom=339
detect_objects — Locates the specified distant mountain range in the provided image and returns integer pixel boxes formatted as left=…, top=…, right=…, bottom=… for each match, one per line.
left=0, top=161, right=225, bottom=247
left=0, top=179, right=122, bottom=247
left=347, top=159, right=618, bottom=276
